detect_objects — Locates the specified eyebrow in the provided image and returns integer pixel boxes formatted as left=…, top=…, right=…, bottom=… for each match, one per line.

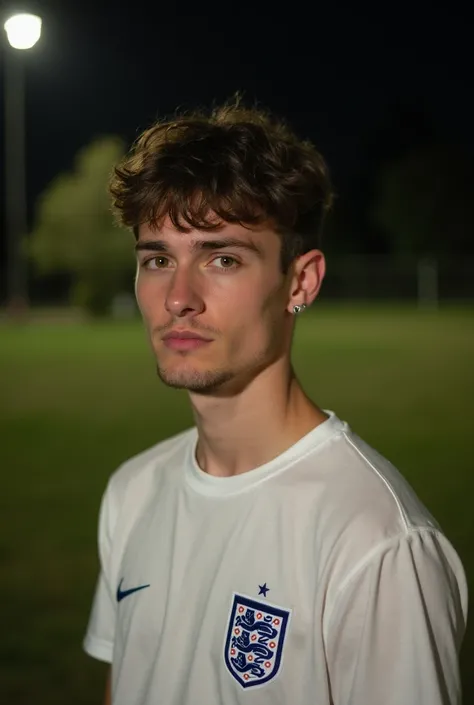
left=135, top=237, right=264, bottom=258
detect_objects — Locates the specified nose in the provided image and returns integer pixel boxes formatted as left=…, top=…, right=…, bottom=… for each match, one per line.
left=164, top=266, right=205, bottom=318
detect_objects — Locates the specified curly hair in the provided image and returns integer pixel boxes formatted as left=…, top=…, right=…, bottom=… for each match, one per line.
left=110, top=98, right=334, bottom=273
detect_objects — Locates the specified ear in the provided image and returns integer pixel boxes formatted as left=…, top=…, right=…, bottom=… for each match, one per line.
left=286, top=249, right=326, bottom=312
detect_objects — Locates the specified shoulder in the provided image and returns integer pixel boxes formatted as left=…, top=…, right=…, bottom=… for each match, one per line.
left=109, top=426, right=194, bottom=493
left=316, top=422, right=441, bottom=543
left=324, top=527, right=468, bottom=648
left=98, top=426, right=195, bottom=535
left=310, top=420, right=467, bottom=614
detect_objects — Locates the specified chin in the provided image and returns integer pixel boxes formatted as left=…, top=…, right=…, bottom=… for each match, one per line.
left=156, top=362, right=235, bottom=394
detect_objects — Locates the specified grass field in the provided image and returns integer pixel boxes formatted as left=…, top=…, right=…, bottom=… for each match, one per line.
left=1, top=305, right=473, bottom=704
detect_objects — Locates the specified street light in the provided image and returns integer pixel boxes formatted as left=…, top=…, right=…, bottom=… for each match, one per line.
left=3, top=13, right=42, bottom=315
left=4, top=13, right=41, bottom=49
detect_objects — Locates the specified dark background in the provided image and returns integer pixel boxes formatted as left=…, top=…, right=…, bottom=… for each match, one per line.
left=0, top=3, right=473, bottom=704
left=1, top=0, right=473, bottom=276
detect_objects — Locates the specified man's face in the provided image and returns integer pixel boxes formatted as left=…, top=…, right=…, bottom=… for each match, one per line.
left=135, top=217, right=293, bottom=395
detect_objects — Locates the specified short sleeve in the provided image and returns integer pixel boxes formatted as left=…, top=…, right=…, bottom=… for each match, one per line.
left=325, top=529, right=468, bottom=705
left=83, top=477, right=120, bottom=663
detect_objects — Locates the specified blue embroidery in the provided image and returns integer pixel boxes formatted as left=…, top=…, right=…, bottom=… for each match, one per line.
left=116, top=578, right=150, bottom=602
left=224, top=593, right=291, bottom=688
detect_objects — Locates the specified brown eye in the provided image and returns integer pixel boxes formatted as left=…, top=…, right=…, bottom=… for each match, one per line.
left=146, top=256, right=169, bottom=270
left=213, top=256, right=239, bottom=270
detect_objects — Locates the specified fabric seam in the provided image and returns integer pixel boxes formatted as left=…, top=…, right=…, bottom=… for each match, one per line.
left=324, top=526, right=443, bottom=640
left=185, top=429, right=345, bottom=497
left=342, top=431, right=411, bottom=531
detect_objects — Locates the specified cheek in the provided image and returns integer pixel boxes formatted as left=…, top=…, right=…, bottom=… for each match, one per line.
left=134, top=277, right=147, bottom=315
left=222, top=295, right=284, bottom=354
left=135, top=276, right=163, bottom=320
left=221, top=272, right=285, bottom=320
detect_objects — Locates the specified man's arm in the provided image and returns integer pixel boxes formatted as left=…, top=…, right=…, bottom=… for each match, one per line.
left=325, top=529, right=467, bottom=704
left=83, top=476, right=118, bottom=679
left=103, top=668, right=111, bottom=705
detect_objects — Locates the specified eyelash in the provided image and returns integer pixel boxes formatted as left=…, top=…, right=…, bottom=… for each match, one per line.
left=142, top=255, right=241, bottom=272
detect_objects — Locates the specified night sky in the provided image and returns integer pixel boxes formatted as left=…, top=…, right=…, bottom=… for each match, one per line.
left=1, top=0, right=473, bottom=283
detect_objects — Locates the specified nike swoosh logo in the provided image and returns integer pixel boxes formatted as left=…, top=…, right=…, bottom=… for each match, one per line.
left=116, top=578, right=150, bottom=602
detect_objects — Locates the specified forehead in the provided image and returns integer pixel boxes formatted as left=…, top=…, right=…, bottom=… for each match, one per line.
left=137, top=217, right=280, bottom=249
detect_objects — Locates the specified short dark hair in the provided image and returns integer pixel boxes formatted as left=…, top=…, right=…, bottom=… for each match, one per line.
left=110, top=98, right=334, bottom=272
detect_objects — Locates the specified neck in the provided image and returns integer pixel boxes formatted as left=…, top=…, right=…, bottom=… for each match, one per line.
left=189, top=359, right=328, bottom=477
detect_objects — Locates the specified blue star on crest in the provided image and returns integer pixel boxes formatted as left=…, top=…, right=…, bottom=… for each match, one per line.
left=258, top=583, right=270, bottom=597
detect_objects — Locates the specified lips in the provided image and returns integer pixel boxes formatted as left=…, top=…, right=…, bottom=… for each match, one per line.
left=162, top=331, right=212, bottom=341
left=162, top=330, right=213, bottom=351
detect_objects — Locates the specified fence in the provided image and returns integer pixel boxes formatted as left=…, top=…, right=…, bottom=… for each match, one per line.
left=321, top=256, right=474, bottom=305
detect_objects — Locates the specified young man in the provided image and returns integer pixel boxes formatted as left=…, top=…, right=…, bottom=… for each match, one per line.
left=83, top=101, right=467, bottom=705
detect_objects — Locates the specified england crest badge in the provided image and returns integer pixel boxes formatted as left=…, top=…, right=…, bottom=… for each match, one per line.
left=224, top=593, right=291, bottom=689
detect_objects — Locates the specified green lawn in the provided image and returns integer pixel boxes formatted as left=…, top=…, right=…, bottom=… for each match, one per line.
left=1, top=305, right=473, bottom=704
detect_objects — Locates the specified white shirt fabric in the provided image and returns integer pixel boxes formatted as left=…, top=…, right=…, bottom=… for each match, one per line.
left=83, top=411, right=468, bottom=705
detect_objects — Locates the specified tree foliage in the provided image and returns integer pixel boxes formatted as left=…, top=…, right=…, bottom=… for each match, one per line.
left=28, top=136, right=135, bottom=315
left=370, top=144, right=474, bottom=257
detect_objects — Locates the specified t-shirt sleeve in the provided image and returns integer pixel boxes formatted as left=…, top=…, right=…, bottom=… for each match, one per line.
left=325, top=528, right=468, bottom=705
left=83, top=476, right=120, bottom=663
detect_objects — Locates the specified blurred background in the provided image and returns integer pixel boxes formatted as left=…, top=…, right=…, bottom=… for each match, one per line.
left=0, top=1, right=473, bottom=703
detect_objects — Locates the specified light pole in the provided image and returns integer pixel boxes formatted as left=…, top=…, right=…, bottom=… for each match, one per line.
left=3, top=13, right=42, bottom=316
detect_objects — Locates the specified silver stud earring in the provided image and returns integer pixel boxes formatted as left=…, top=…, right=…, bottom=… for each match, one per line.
left=292, top=304, right=306, bottom=315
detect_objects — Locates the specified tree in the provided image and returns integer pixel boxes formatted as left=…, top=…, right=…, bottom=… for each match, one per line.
left=370, top=143, right=474, bottom=258
left=28, top=136, right=135, bottom=316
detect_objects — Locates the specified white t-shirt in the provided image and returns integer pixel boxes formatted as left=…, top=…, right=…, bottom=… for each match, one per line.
left=83, top=411, right=468, bottom=705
